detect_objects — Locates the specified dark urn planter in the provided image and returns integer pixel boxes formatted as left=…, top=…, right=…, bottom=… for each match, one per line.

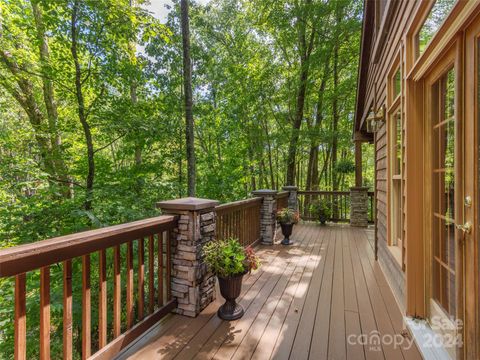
left=217, top=273, right=245, bottom=320
left=319, top=214, right=328, bottom=225
left=280, top=222, right=294, bottom=245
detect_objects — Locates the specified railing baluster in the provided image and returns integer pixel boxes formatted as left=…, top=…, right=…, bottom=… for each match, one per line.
left=0, top=216, right=178, bottom=360
left=158, top=233, right=164, bottom=307
left=138, top=238, right=145, bottom=320
left=14, top=273, right=26, bottom=360
left=214, top=198, right=263, bottom=246
left=63, top=260, right=72, bottom=360
left=82, top=255, right=91, bottom=359
left=148, top=235, right=155, bottom=314
left=113, top=245, right=121, bottom=338
left=126, top=241, right=134, bottom=329
left=40, top=267, right=50, bottom=360
left=229, top=213, right=232, bottom=239
left=166, top=232, right=171, bottom=301
left=99, top=249, right=107, bottom=349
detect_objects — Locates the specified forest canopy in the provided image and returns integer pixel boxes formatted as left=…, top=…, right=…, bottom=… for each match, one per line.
left=0, top=0, right=368, bottom=248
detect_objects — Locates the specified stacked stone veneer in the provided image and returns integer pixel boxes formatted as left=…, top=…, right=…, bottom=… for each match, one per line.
left=157, top=197, right=219, bottom=317
left=252, top=190, right=277, bottom=245
left=282, top=186, right=298, bottom=212
left=350, top=187, right=369, bottom=227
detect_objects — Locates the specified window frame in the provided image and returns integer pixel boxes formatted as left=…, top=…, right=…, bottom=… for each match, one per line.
left=387, top=53, right=405, bottom=269
left=413, top=0, right=458, bottom=59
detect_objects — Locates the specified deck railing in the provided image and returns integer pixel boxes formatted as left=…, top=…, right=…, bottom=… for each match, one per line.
left=298, top=190, right=375, bottom=223
left=368, top=191, right=375, bottom=223
left=276, top=191, right=289, bottom=212
left=0, top=216, right=177, bottom=360
left=215, top=197, right=262, bottom=247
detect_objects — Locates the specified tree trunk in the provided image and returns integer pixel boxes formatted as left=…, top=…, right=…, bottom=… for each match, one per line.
left=331, top=43, right=339, bottom=191
left=262, top=118, right=276, bottom=190
left=0, top=29, right=57, bottom=181
left=129, top=0, right=142, bottom=168
left=305, top=57, right=330, bottom=193
left=331, top=3, right=342, bottom=192
left=71, top=0, right=95, bottom=211
left=181, top=0, right=196, bottom=197
left=31, top=0, right=72, bottom=198
left=286, top=0, right=314, bottom=185
left=330, top=4, right=343, bottom=220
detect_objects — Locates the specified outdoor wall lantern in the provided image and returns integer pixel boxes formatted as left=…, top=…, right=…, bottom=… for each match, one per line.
left=366, top=105, right=385, bottom=133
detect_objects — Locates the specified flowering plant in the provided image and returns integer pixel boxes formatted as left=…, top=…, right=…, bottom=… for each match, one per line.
left=276, top=208, right=300, bottom=224
left=244, top=245, right=260, bottom=272
left=203, top=238, right=261, bottom=277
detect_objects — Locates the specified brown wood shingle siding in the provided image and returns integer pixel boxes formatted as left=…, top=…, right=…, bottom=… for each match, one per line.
left=356, top=0, right=422, bottom=313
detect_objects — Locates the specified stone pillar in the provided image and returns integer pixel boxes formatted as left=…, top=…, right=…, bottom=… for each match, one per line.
left=282, top=185, right=298, bottom=212
left=156, top=197, right=219, bottom=317
left=251, top=190, right=278, bottom=245
left=350, top=187, right=369, bottom=227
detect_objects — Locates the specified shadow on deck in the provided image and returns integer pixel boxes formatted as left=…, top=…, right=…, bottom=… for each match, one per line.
left=117, top=224, right=422, bottom=360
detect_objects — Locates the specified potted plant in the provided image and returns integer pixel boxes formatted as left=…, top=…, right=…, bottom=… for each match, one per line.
left=276, top=208, right=299, bottom=245
left=309, top=199, right=331, bottom=225
left=203, top=238, right=260, bottom=320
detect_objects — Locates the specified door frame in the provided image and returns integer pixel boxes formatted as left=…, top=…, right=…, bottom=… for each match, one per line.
left=464, top=16, right=480, bottom=359
left=422, top=39, right=464, bottom=360
left=403, top=2, right=480, bottom=359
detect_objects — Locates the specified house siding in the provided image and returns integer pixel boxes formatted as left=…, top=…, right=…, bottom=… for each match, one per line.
left=361, top=0, right=420, bottom=313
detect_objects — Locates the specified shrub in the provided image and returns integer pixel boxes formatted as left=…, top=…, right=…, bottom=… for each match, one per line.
left=276, top=208, right=299, bottom=224
left=309, top=199, right=331, bottom=225
left=203, top=238, right=260, bottom=278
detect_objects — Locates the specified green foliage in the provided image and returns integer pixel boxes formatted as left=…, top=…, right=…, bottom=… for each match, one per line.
left=335, top=159, right=356, bottom=175
left=309, top=199, right=332, bottom=225
left=276, top=208, right=299, bottom=225
left=203, top=238, right=258, bottom=278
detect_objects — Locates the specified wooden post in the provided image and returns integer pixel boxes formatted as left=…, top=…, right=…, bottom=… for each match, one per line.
left=355, top=140, right=362, bottom=187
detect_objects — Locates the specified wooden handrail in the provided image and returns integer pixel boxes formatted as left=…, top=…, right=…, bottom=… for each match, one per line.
left=216, top=197, right=262, bottom=247
left=276, top=191, right=289, bottom=212
left=298, top=189, right=374, bottom=223
left=215, top=197, right=262, bottom=213
left=298, top=190, right=350, bottom=195
left=0, top=215, right=178, bottom=278
left=276, top=191, right=289, bottom=198
left=2, top=215, right=178, bottom=360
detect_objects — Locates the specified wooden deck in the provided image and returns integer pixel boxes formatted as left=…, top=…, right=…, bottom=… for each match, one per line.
left=118, top=224, right=422, bottom=360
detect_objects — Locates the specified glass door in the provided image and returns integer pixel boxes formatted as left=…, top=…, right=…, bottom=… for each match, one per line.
left=463, top=18, right=480, bottom=360
left=425, top=45, right=463, bottom=359
left=431, top=68, right=457, bottom=321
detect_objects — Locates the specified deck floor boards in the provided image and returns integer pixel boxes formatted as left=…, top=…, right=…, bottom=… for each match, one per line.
left=119, top=224, right=422, bottom=360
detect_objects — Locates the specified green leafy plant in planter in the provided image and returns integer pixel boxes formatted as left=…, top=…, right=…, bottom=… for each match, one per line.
left=309, top=199, right=332, bottom=225
left=203, top=238, right=260, bottom=320
left=276, top=208, right=299, bottom=245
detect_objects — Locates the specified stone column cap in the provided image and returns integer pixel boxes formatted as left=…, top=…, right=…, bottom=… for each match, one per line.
left=350, top=186, right=370, bottom=191
left=156, top=197, right=220, bottom=211
left=282, top=185, right=298, bottom=191
left=252, top=189, right=278, bottom=196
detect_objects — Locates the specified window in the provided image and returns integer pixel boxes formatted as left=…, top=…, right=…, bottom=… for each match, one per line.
left=432, top=68, right=456, bottom=318
left=416, top=0, right=456, bottom=57
left=389, top=107, right=403, bottom=264
left=387, top=61, right=404, bottom=267
left=393, top=68, right=401, bottom=100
